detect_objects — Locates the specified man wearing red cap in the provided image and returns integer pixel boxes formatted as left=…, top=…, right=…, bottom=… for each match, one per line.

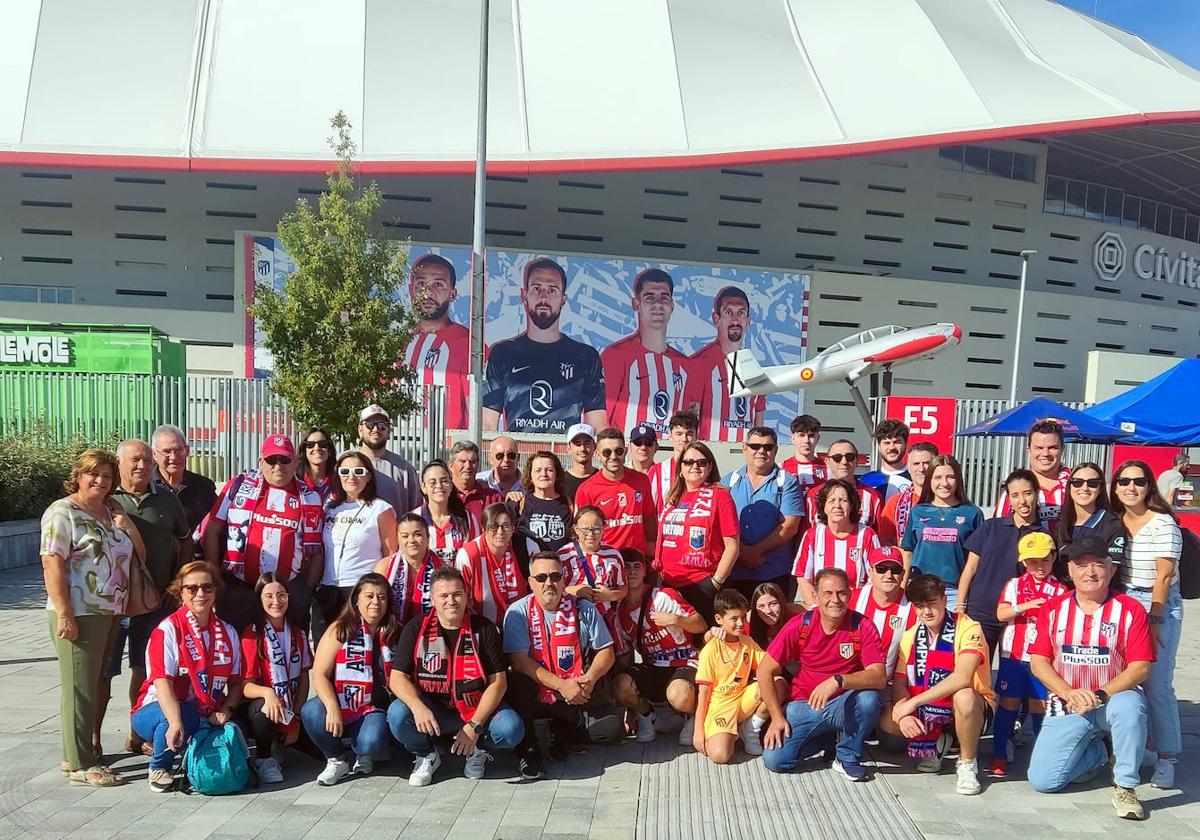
left=204, top=435, right=324, bottom=631
left=685, top=286, right=766, bottom=443
left=851, top=546, right=917, bottom=683
left=602, top=269, right=690, bottom=437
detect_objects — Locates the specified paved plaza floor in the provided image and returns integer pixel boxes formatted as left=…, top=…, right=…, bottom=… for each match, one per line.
left=0, top=562, right=1196, bottom=840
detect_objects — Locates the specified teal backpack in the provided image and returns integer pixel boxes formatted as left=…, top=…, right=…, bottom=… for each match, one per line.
left=181, top=722, right=253, bottom=795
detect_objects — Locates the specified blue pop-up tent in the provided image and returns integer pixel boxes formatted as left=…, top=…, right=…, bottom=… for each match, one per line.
left=957, top=396, right=1128, bottom=442
left=1085, top=359, right=1200, bottom=446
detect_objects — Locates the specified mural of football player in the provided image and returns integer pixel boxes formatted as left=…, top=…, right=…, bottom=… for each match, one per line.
left=686, top=285, right=765, bottom=442
left=404, top=253, right=472, bottom=430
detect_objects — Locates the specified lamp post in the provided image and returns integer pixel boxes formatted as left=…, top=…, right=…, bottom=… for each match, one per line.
left=467, top=0, right=490, bottom=446
left=1009, top=249, right=1037, bottom=405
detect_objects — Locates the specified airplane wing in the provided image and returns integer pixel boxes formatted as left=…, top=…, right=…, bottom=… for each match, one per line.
left=725, top=348, right=767, bottom=395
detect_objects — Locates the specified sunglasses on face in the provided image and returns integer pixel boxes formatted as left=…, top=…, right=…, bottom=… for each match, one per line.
left=874, top=563, right=904, bottom=576
left=182, top=583, right=216, bottom=595
left=304, top=440, right=331, bottom=450
left=681, top=457, right=709, bottom=468
left=631, top=438, right=657, bottom=448
left=264, top=456, right=291, bottom=467
left=363, top=421, right=390, bottom=432
left=745, top=442, right=777, bottom=452
left=599, top=447, right=626, bottom=458
left=487, top=522, right=514, bottom=533
left=494, top=451, right=518, bottom=461
left=827, top=453, right=857, bottom=464
left=338, top=466, right=369, bottom=477
left=532, top=572, right=564, bottom=584
left=1069, top=478, right=1102, bottom=489
left=1116, top=476, right=1149, bottom=487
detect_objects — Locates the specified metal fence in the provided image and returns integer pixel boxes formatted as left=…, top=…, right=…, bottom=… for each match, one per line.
left=1, top=371, right=446, bottom=485
left=872, top=397, right=1107, bottom=511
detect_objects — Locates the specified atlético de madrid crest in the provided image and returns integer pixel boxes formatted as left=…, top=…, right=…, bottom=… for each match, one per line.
left=839, top=643, right=854, bottom=659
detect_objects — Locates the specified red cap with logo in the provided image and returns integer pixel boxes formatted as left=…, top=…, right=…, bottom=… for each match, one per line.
left=867, top=545, right=904, bottom=566
left=261, top=434, right=296, bottom=459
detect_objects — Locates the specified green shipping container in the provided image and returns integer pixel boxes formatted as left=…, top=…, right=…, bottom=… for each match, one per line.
left=0, top=323, right=186, bottom=375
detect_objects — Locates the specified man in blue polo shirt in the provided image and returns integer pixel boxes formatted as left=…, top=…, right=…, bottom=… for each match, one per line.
left=724, top=426, right=804, bottom=601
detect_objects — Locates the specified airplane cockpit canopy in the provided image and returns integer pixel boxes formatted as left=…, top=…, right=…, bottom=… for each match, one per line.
left=827, top=325, right=909, bottom=354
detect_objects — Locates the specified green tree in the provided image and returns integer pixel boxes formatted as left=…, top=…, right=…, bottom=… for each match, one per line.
left=250, top=111, right=418, bottom=441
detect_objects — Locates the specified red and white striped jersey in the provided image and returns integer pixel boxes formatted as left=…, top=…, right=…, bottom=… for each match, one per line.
left=411, top=505, right=480, bottom=565
left=993, top=466, right=1071, bottom=530
left=804, top=481, right=882, bottom=529
left=850, top=585, right=916, bottom=677
left=781, top=458, right=827, bottom=493
left=647, top=457, right=675, bottom=512
left=136, top=615, right=243, bottom=710
left=558, top=543, right=627, bottom=617
left=793, top=522, right=880, bottom=585
left=686, top=340, right=765, bottom=443
left=405, top=323, right=471, bottom=431
left=999, top=573, right=1068, bottom=662
left=1030, top=591, right=1154, bottom=716
left=601, top=335, right=690, bottom=436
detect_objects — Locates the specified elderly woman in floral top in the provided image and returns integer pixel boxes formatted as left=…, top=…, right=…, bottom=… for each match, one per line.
left=41, top=448, right=138, bottom=787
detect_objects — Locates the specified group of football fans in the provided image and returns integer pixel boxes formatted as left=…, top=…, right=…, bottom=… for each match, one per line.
left=40, top=405, right=1183, bottom=821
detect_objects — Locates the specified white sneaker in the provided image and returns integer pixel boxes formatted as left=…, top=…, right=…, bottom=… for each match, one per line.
left=409, top=748, right=442, bottom=787
left=317, top=757, right=350, bottom=786
left=678, top=716, right=695, bottom=747
left=636, top=713, right=657, bottom=743
left=352, top=754, right=374, bottom=776
left=148, top=768, right=173, bottom=793
left=464, top=748, right=492, bottom=780
left=1151, top=758, right=1176, bottom=789
left=255, top=757, right=283, bottom=784
left=739, top=715, right=765, bottom=756
left=956, top=759, right=981, bottom=795
left=654, top=704, right=684, bottom=734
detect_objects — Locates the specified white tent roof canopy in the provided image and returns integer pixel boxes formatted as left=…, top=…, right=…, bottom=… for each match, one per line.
left=2, top=0, right=1199, bottom=173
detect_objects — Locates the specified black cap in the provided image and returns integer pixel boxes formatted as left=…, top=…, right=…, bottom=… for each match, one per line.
left=629, top=423, right=658, bottom=445
left=1064, top=533, right=1111, bottom=561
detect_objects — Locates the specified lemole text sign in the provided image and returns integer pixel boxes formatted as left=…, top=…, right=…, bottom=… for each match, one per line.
left=0, top=334, right=72, bottom=365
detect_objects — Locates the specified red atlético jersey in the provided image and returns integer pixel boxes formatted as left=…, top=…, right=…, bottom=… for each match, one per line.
left=993, top=466, right=1071, bottom=530
left=601, top=335, right=690, bottom=436
left=406, top=323, right=471, bottom=431
left=1000, top=573, right=1068, bottom=662
left=646, top=457, right=674, bottom=512
left=850, top=585, right=916, bottom=677
left=781, top=458, right=827, bottom=493
left=805, top=481, right=882, bottom=529
left=1030, top=591, right=1153, bottom=716
left=793, top=522, right=879, bottom=586
left=686, top=340, right=765, bottom=443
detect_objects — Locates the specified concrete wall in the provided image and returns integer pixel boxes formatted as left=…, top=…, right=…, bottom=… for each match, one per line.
left=0, top=519, right=40, bottom=571
left=1084, top=350, right=1182, bottom=402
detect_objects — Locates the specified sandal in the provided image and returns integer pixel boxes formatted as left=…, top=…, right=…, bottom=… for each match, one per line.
left=68, top=766, right=124, bottom=787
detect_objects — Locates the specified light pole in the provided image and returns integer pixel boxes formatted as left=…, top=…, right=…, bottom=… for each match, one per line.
left=467, top=0, right=490, bottom=446
left=1009, top=249, right=1037, bottom=405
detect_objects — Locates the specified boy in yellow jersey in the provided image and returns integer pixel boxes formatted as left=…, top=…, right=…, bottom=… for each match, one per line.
left=693, top=590, right=770, bottom=763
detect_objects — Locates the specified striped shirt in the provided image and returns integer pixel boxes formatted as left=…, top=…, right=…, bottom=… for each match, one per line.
left=781, top=458, right=827, bottom=493
left=998, top=573, right=1068, bottom=662
left=792, top=522, right=880, bottom=586
left=601, top=335, right=690, bottom=436
left=686, top=340, right=765, bottom=442
left=993, top=466, right=1071, bottom=530
left=405, top=323, right=471, bottom=431
left=1030, top=591, right=1154, bottom=716
left=646, top=457, right=675, bottom=512
left=1121, top=513, right=1182, bottom=590
left=804, top=482, right=883, bottom=529
left=850, top=585, right=915, bottom=677
left=558, top=543, right=627, bottom=611
left=412, top=505, right=480, bottom=566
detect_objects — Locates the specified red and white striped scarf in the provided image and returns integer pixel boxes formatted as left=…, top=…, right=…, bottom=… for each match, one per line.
left=526, top=594, right=584, bottom=704
left=217, top=471, right=323, bottom=583
left=333, top=621, right=393, bottom=723
left=171, top=606, right=236, bottom=716
left=384, top=551, right=442, bottom=625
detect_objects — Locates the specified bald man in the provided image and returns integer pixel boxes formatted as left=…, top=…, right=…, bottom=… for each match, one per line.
left=101, top=439, right=192, bottom=752
left=478, top=437, right=523, bottom=495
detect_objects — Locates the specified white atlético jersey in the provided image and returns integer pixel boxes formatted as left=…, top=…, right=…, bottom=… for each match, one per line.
left=647, top=457, right=675, bottom=512
left=850, top=585, right=915, bottom=678
left=792, top=523, right=880, bottom=586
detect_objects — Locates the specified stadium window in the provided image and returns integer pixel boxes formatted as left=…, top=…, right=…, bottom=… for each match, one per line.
left=939, top=144, right=964, bottom=167
left=1065, top=181, right=1087, bottom=218
left=1085, top=183, right=1106, bottom=221
left=1092, top=285, right=1118, bottom=294
left=1156, top=204, right=1173, bottom=236
left=1096, top=342, right=1125, bottom=350
left=1047, top=278, right=1076, bottom=288
left=1032, top=387, right=1064, bottom=394
left=1172, top=207, right=1187, bottom=240
left=988, top=150, right=1014, bottom=179
left=964, top=146, right=988, bottom=175
left=1151, top=324, right=1178, bottom=332
left=970, top=305, right=1008, bottom=314
left=1043, top=176, right=1066, bottom=214
left=0, top=284, right=39, bottom=302
left=967, top=357, right=1004, bottom=365
left=1187, top=215, right=1200, bottom=243
left=1049, top=232, right=1080, bottom=241
left=1122, top=195, right=1140, bottom=227
left=1148, top=348, right=1174, bottom=357
left=1140, top=200, right=1157, bottom=233
left=1012, top=153, right=1036, bottom=183
left=1097, top=318, right=1127, bottom=326
left=1104, top=188, right=1124, bottom=225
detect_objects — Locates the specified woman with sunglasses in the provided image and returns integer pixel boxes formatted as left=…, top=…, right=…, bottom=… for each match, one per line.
left=131, top=562, right=244, bottom=793
left=314, top=452, right=399, bottom=642
left=560, top=506, right=628, bottom=644
left=1055, top=463, right=1126, bottom=585
left=238, top=572, right=313, bottom=783
left=1112, top=459, right=1184, bottom=789
left=900, top=455, right=983, bottom=609
left=508, top=451, right=573, bottom=554
left=454, top=503, right=533, bottom=625
left=416, top=460, right=478, bottom=565
left=793, top=478, right=880, bottom=608
left=656, top=441, right=740, bottom=622
left=302, top=573, right=401, bottom=786
left=299, top=428, right=336, bottom=502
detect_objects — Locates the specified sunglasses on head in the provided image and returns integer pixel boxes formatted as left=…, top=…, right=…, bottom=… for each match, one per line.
left=182, top=582, right=216, bottom=595
left=746, top=442, right=777, bottom=452
left=681, top=457, right=709, bottom=468
left=494, top=451, right=518, bottom=461
left=304, top=440, right=331, bottom=450
left=338, top=466, right=369, bottom=477
left=1069, top=477, right=1102, bottom=489
left=600, top=447, right=626, bottom=458
left=263, top=456, right=291, bottom=466
left=827, top=453, right=857, bottom=463
left=874, top=562, right=904, bottom=575
left=532, top=572, right=564, bottom=583
left=1116, top=476, right=1149, bottom=487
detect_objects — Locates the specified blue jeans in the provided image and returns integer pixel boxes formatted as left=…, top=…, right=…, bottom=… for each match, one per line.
left=1027, top=689, right=1147, bottom=791
left=300, top=697, right=391, bottom=760
left=131, top=700, right=202, bottom=771
left=762, top=689, right=881, bottom=773
left=387, top=697, right=524, bottom=758
left=1128, top=585, right=1183, bottom=756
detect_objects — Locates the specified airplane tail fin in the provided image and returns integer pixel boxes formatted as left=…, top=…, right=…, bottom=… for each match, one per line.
left=725, top=348, right=767, bottom=396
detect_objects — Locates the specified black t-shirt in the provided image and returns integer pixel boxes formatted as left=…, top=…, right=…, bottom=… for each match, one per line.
left=516, top=494, right=573, bottom=552
left=562, top=469, right=596, bottom=504
left=394, top=615, right=507, bottom=691
left=152, top=468, right=217, bottom=533
left=482, top=334, right=605, bottom=435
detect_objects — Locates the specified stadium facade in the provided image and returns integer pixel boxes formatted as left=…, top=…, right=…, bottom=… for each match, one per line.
left=2, top=0, right=1200, bottom=440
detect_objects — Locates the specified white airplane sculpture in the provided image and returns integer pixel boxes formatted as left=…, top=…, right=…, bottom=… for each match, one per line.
left=726, top=322, right=962, bottom=427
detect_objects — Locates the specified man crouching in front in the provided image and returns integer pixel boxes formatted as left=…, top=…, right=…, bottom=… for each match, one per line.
left=757, top=567, right=885, bottom=781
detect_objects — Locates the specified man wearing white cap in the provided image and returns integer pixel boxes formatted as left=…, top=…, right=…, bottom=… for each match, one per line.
left=358, top=404, right=422, bottom=513
left=562, top=423, right=598, bottom=504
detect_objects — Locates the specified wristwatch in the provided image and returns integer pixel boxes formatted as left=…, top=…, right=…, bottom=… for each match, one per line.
left=467, top=720, right=485, bottom=735
left=1095, top=689, right=1109, bottom=704
left=834, top=674, right=845, bottom=688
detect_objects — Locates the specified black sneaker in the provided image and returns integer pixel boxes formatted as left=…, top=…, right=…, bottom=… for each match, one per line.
left=519, top=745, right=545, bottom=781
left=547, top=721, right=570, bottom=762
